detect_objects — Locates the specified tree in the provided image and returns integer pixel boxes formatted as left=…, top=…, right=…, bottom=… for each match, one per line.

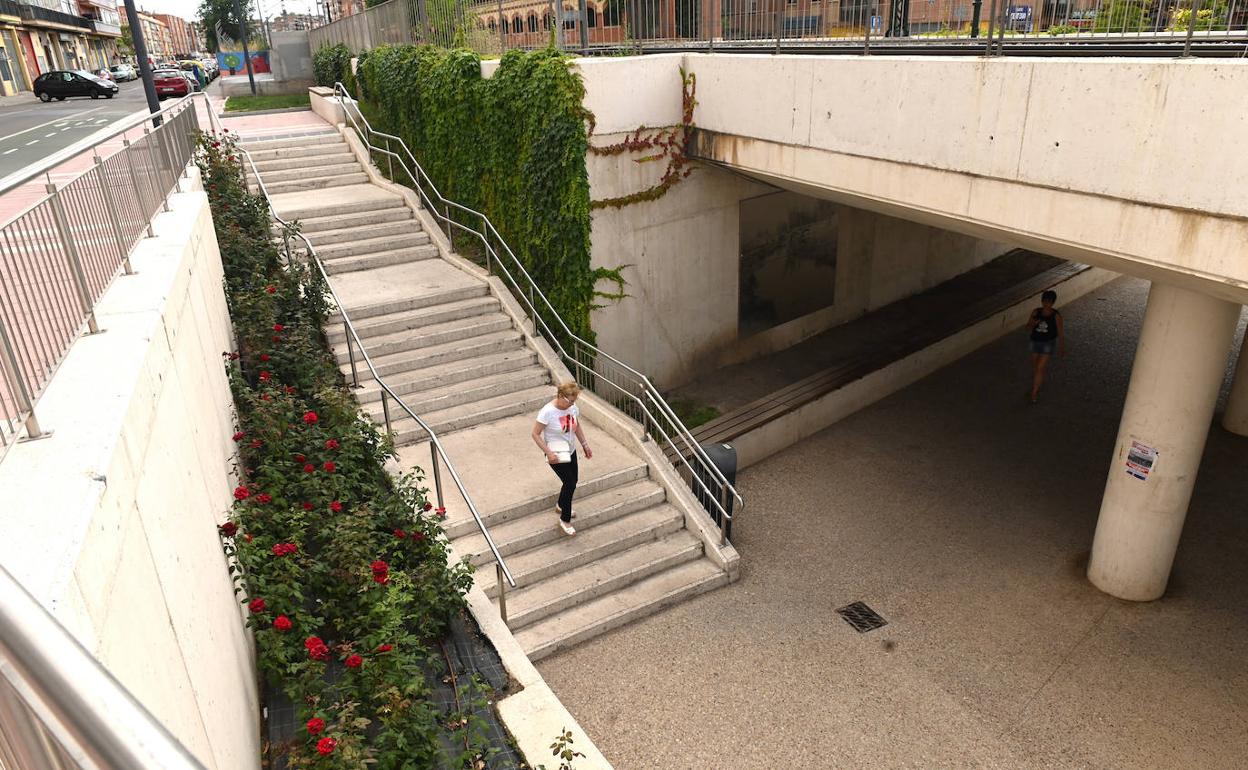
left=118, top=27, right=135, bottom=58
left=198, top=0, right=254, bottom=52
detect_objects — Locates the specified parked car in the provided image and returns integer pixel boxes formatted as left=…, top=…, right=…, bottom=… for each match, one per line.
left=200, top=59, right=219, bottom=80
left=152, top=69, right=190, bottom=99
left=180, top=71, right=202, bottom=92
left=33, top=70, right=118, bottom=101
left=94, top=68, right=113, bottom=81
left=109, top=63, right=137, bottom=81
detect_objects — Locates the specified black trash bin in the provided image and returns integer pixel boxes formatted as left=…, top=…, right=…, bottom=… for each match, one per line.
left=694, top=441, right=737, bottom=535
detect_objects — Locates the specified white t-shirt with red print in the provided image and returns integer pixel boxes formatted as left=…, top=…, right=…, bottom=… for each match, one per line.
left=536, top=401, right=579, bottom=454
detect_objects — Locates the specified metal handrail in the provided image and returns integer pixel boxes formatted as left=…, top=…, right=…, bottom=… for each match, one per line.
left=224, top=124, right=517, bottom=620
left=0, top=563, right=208, bottom=770
left=333, top=82, right=743, bottom=543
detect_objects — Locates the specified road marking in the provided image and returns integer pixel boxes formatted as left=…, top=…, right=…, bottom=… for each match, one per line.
left=25, top=140, right=38, bottom=145
left=0, top=106, right=105, bottom=143
left=2, top=149, right=15, bottom=155
left=45, top=133, right=57, bottom=138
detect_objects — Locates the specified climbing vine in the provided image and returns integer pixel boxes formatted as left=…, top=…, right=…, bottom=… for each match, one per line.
left=355, top=45, right=622, bottom=345
left=312, top=43, right=355, bottom=92
left=587, top=68, right=697, bottom=210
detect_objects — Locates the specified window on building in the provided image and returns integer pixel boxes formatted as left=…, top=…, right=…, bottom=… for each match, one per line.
left=512, top=16, right=522, bottom=33
left=543, top=12, right=552, bottom=29
left=839, top=0, right=875, bottom=22
left=587, top=6, right=598, bottom=26
left=602, top=0, right=620, bottom=25
left=564, top=5, right=575, bottom=28
left=488, top=17, right=497, bottom=31
left=527, top=13, right=538, bottom=31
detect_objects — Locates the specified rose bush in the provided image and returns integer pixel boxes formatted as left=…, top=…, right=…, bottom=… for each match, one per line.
left=199, top=130, right=490, bottom=768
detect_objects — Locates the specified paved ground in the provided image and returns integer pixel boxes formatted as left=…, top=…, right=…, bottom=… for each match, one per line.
left=0, top=80, right=152, bottom=179
left=538, top=276, right=1248, bottom=769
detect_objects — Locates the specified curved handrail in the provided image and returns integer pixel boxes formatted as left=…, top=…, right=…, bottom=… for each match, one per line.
left=333, top=82, right=743, bottom=542
left=215, top=121, right=517, bottom=610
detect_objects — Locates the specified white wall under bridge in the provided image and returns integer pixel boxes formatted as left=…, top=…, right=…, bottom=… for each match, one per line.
left=683, top=54, right=1248, bottom=306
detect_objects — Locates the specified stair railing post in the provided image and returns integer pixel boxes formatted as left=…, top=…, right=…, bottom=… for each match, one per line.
left=429, top=442, right=445, bottom=511
left=344, top=321, right=360, bottom=387
left=381, top=389, right=393, bottom=435
left=443, top=203, right=454, bottom=251
left=496, top=562, right=508, bottom=625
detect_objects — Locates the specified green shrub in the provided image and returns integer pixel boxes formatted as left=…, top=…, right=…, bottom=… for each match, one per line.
left=355, top=45, right=622, bottom=347
left=1047, top=23, right=1080, bottom=34
left=313, top=42, right=354, bottom=89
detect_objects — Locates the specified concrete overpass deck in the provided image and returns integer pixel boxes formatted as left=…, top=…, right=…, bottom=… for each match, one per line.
left=539, top=276, right=1248, bottom=769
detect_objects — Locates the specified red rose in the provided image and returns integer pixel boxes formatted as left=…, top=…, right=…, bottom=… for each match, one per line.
left=245, top=533, right=254, bottom=543
left=324, top=439, right=340, bottom=450
left=435, top=507, right=447, bottom=519
left=273, top=323, right=284, bottom=332
left=323, top=461, right=335, bottom=473
left=370, top=560, right=389, bottom=584
left=295, top=454, right=306, bottom=462
left=265, top=285, right=276, bottom=294
left=376, top=643, right=393, bottom=653
left=303, top=636, right=322, bottom=650
left=233, top=486, right=250, bottom=501
left=344, top=654, right=362, bottom=669
left=302, top=502, right=314, bottom=511
left=248, top=598, right=265, bottom=613
left=303, top=411, right=318, bottom=424
left=330, top=501, right=343, bottom=513
left=423, top=502, right=432, bottom=511
left=249, top=439, right=262, bottom=449
left=304, top=636, right=330, bottom=661
left=271, top=335, right=281, bottom=343
left=274, top=615, right=292, bottom=631
left=259, top=354, right=270, bottom=362
left=306, top=717, right=325, bottom=735
left=232, top=431, right=245, bottom=441
left=219, top=522, right=238, bottom=537
left=256, top=493, right=272, bottom=504
left=285, top=386, right=296, bottom=395
left=393, top=529, right=406, bottom=539
left=260, top=395, right=271, bottom=402
left=303, top=463, right=315, bottom=474
left=316, top=737, right=336, bottom=756
left=228, top=351, right=240, bottom=360
left=272, top=543, right=297, bottom=557
left=258, top=371, right=271, bottom=382
left=412, top=531, right=425, bottom=542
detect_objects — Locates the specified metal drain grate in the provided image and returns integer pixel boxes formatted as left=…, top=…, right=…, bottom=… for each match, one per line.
left=836, top=601, right=887, bottom=633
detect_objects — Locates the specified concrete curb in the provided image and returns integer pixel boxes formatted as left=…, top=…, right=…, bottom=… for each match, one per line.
left=219, top=105, right=312, bottom=118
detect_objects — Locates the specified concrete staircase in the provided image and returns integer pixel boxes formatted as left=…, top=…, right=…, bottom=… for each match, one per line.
left=247, top=128, right=731, bottom=662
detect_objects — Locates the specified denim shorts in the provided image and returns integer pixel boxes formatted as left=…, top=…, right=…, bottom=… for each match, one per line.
left=1030, top=339, right=1056, bottom=355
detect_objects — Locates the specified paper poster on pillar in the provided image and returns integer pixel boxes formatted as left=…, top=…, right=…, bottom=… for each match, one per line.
left=1125, top=439, right=1158, bottom=481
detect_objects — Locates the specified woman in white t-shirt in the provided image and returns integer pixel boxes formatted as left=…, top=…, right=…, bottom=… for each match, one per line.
left=530, top=382, right=593, bottom=536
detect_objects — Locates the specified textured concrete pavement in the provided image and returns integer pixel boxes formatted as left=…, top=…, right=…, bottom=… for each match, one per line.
left=537, top=276, right=1248, bottom=769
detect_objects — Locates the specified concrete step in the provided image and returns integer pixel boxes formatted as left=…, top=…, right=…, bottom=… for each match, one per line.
left=256, top=161, right=363, bottom=183
left=339, top=329, right=525, bottom=381
left=295, top=206, right=413, bottom=234
left=363, top=366, right=550, bottom=425
left=475, top=504, right=685, bottom=598
left=253, top=151, right=357, bottom=172
left=327, top=296, right=499, bottom=347
left=443, top=463, right=650, bottom=540
left=241, top=132, right=343, bottom=151
left=321, top=247, right=436, bottom=275
left=282, top=193, right=406, bottom=223
left=330, top=283, right=491, bottom=324
left=311, top=232, right=430, bottom=260
left=245, top=142, right=348, bottom=163
left=503, top=532, right=705, bottom=631
left=374, top=385, right=552, bottom=445
left=352, top=348, right=536, bottom=406
left=515, top=557, right=728, bottom=662
left=292, top=219, right=423, bottom=247
left=256, top=172, right=370, bottom=195
left=332, top=312, right=514, bottom=365
left=453, top=478, right=666, bottom=567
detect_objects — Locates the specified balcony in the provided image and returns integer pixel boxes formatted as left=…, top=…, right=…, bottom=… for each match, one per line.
left=17, top=2, right=93, bottom=29
left=89, top=17, right=120, bottom=35
left=0, top=0, right=19, bottom=19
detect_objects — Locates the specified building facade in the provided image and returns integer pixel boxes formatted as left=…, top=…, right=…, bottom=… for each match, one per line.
left=152, top=12, right=196, bottom=56
left=0, top=0, right=121, bottom=96
left=119, top=9, right=172, bottom=61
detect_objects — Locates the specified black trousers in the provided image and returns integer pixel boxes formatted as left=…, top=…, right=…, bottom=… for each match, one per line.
left=548, top=452, right=578, bottom=522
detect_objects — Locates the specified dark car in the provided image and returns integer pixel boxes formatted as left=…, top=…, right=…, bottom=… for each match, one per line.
left=33, top=70, right=118, bottom=101
left=152, top=69, right=190, bottom=99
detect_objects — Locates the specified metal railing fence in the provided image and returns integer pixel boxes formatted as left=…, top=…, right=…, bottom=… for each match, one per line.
left=231, top=130, right=518, bottom=621
left=308, top=0, right=1248, bottom=55
left=0, top=562, right=208, bottom=770
left=0, top=96, right=204, bottom=460
left=335, top=82, right=742, bottom=543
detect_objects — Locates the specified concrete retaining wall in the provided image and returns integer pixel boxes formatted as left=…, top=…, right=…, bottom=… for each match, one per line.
left=0, top=173, right=260, bottom=769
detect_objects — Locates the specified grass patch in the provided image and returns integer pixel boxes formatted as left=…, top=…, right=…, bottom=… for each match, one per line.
left=669, top=397, right=720, bottom=429
left=223, top=93, right=310, bottom=112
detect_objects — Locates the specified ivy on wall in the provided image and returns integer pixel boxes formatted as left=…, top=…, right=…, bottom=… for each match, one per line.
left=355, top=45, right=622, bottom=344
left=312, top=43, right=355, bottom=93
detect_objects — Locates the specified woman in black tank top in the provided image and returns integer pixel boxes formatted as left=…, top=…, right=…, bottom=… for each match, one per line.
left=1027, top=289, right=1065, bottom=403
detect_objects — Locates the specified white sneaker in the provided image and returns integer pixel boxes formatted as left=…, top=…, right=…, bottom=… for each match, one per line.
left=558, top=520, right=576, bottom=536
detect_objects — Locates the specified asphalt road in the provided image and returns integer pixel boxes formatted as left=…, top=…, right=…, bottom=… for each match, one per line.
left=0, top=80, right=153, bottom=179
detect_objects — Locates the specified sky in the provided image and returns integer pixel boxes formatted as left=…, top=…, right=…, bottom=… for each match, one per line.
left=123, top=0, right=322, bottom=23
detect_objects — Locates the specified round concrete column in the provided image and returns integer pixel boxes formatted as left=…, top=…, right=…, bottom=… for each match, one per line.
left=1088, top=282, right=1240, bottom=601
left=1221, top=330, right=1248, bottom=436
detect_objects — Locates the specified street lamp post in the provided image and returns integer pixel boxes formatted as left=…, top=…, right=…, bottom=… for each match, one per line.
left=120, top=0, right=162, bottom=125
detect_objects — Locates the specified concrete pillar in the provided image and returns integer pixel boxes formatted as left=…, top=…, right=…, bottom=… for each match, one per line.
left=1088, top=282, right=1240, bottom=601
left=1222, top=330, right=1248, bottom=436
